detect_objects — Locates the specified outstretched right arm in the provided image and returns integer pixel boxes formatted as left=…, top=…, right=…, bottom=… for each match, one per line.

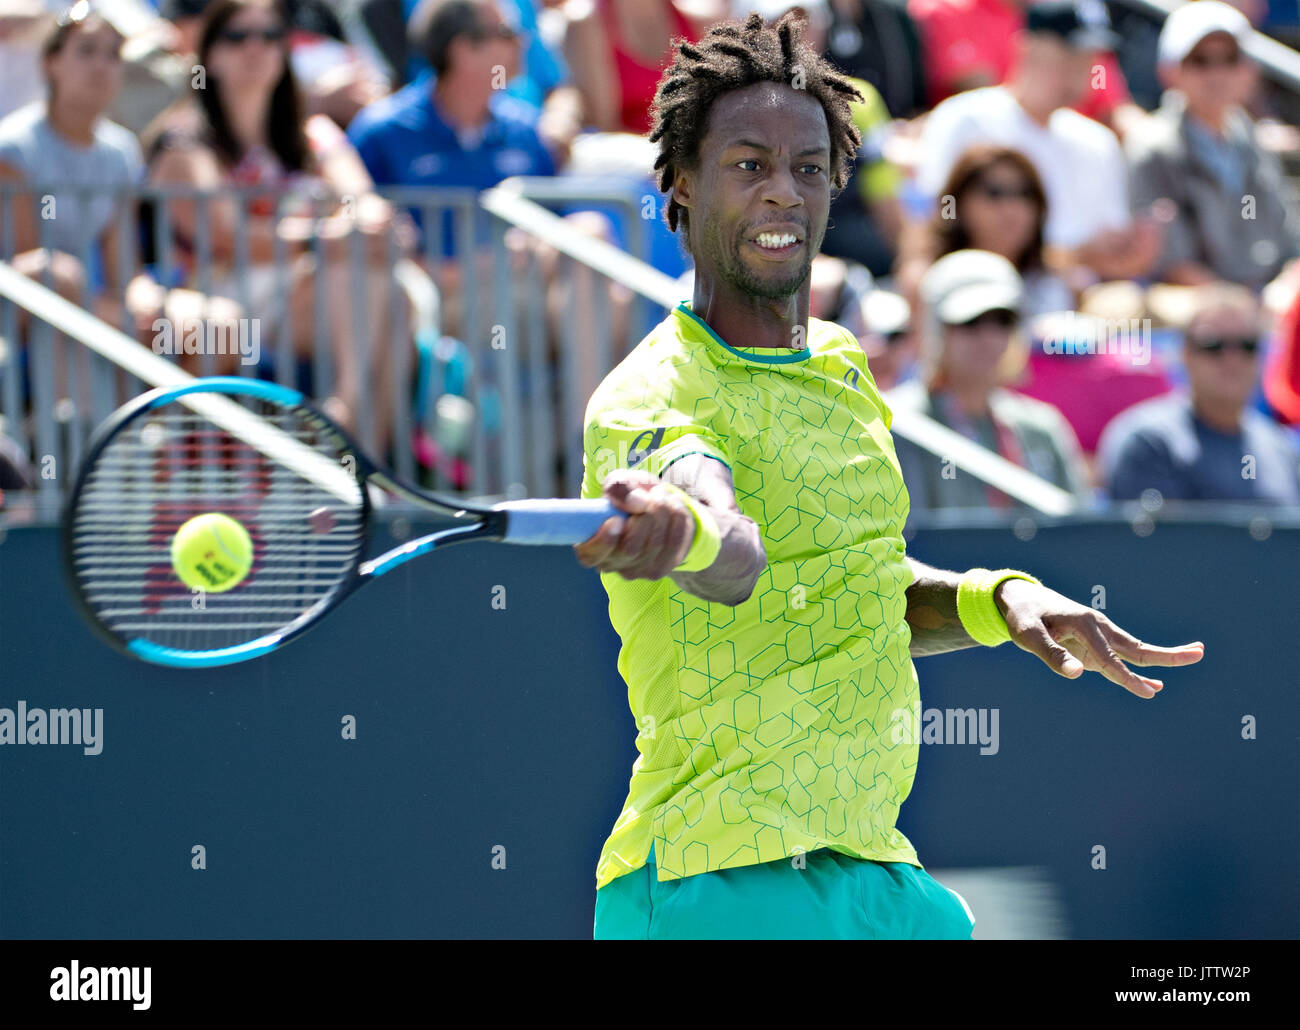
left=573, top=455, right=767, bottom=607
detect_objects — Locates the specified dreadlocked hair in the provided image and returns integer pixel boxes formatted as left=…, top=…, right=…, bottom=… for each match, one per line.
left=649, top=11, right=864, bottom=242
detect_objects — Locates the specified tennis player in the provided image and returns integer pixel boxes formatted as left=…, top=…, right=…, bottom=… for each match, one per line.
left=574, top=12, right=1205, bottom=940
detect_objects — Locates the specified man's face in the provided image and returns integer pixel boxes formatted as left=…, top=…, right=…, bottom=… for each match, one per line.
left=1183, top=304, right=1260, bottom=412
left=1017, top=33, right=1094, bottom=110
left=676, top=82, right=832, bottom=301
left=1170, top=32, right=1248, bottom=116
left=451, top=2, right=520, bottom=83
left=939, top=309, right=1016, bottom=391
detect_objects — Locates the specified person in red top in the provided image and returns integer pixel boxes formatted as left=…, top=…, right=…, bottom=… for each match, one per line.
left=909, top=0, right=1142, bottom=134
left=563, top=0, right=718, bottom=135
left=1263, top=278, right=1300, bottom=426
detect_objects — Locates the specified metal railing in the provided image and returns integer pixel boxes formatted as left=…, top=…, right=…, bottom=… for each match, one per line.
left=0, top=179, right=656, bottom=514
left=3, top=176, right=1089, bottom=520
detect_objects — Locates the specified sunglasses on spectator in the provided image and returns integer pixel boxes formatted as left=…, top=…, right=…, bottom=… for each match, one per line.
left=973, top=181, right=1036, bottom=202
left=948, top=309, right=1019, bottom=331
left=218, top=25, right=287, bottom=45
left=1189, top=336, right=1259, bottom=355
left=470, top=22, right=519, bottom=42
left=1184, top=50, right=1241, bottom=69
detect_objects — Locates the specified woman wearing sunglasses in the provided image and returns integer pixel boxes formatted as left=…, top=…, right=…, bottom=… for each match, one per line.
left=144, top=0, right=412, bottom=448
left=896, top=144, right=1072, bottom=322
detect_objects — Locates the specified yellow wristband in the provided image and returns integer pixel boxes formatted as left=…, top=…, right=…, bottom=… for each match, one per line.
left=659, top=482, right=722, bottom=573
left=956, top=568, right=1042, bottom=647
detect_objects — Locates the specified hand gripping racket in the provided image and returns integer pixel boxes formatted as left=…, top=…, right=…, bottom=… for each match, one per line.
left=63, top=377, right=622, bottom=668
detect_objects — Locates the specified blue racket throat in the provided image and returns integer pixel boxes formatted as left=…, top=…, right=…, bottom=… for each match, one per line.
left=363, top=522, right=488, bottom=578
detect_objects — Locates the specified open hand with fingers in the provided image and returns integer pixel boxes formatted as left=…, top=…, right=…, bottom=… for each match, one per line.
left=994, top=578, right=1205, bottom=698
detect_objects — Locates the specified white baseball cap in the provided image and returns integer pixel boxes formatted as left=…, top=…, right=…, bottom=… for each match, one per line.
left=1157, top=0, right=1251, bottom=67
left=859, top=289, right=911, bottom=337
left=920, top=250, right=1024, bottom=326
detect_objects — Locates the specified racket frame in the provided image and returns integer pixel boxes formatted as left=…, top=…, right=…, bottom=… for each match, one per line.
left=62, top=378, right=512, bottom=668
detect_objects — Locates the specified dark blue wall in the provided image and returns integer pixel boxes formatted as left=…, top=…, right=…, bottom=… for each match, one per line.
left=1, top=516, right=1296, bottom=939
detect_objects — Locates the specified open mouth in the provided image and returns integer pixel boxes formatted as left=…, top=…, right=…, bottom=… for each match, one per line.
left=748, top=231, right=803, bottom=257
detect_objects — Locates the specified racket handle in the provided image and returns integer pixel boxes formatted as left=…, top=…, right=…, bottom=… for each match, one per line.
left=495, top=498, right=626, bottom=545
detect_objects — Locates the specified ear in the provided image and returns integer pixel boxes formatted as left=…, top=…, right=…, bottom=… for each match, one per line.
left=672, top=167, right=695, bottom=214
left=1157, top=61, right=1177, bottom=91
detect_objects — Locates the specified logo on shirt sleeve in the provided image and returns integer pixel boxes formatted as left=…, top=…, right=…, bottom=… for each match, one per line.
left=627, top=427, right=666, bottom=468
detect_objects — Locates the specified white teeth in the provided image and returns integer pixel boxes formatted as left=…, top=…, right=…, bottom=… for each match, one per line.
left=755, top=233, right=797, bottom=249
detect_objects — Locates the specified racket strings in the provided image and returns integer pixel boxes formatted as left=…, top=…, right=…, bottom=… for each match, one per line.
left=70, top=400, right=366, bottom=654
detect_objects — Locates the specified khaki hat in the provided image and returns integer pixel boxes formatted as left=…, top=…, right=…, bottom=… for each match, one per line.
left=920, top=250, right=1024, bottom=326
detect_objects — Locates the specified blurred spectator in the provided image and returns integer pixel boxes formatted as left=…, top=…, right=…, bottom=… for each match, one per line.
left=0, top=1, right=59, bottom=122
left=0, top=2, right=144, bottom=325
left=898, top=144, right=1073, bottom=319
left=146, top=0, right=409, bottom=443
left=856, top=286, right=917, bottom=389
left=888, top=249, right=1092, bottom=513
left=396, top=0, right=572, bottom=111
left=1262, top=277, right=1300, bottom=425
left=1126, top=0, right=1299, bottom=294
left=349, top=0, right=553, bottom=191
left=1099, top=282, right=1300, bottom=503
left=820, top=0, right=927, bottom=118
left=114, top=0, right=391, bottom=138
left=348, top=0, right=556, bottom=337
left=562, top=0, right=712, bottom=135
left=914, top=1, right=1162, bottom=284
left=909, top=0, right=1144, bottom=135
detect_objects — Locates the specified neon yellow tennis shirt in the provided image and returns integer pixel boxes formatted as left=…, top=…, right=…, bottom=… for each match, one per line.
left=581, top=302, right=922, bottom=888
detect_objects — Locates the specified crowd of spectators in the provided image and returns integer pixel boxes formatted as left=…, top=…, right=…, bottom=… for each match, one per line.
left=0, top=0, right=1298, bottom=510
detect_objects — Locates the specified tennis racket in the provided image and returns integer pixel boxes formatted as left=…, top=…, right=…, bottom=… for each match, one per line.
left=63, top=377, right=623, bottom=668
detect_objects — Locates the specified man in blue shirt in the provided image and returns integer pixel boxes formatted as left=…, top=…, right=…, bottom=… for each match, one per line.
left=1098, top=284, right=1300, bottom=504
left=347, top=0, right=555, bottom=193
left=347, top=0, right=557, bottom=345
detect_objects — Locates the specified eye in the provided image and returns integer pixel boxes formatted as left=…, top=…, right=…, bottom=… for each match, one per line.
left=799, top=163, right=824, bottom=176
left=736, top=159, right=760, bottom=172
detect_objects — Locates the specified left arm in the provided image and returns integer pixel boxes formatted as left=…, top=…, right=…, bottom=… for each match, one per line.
left=904, top=557, right=1205, bottom=698
left=904, top=558, right=974, bottom=658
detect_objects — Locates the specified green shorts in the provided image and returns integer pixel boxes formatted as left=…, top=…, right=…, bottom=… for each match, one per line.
left=594, top=846, right=976, bottom=940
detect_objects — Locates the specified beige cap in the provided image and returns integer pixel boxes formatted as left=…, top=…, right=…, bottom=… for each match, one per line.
left=920, top=250, right=1024, bottom=326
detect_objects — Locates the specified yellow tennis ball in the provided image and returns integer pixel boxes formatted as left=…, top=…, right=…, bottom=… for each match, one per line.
left=171, top=513, right=253, bottom=593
